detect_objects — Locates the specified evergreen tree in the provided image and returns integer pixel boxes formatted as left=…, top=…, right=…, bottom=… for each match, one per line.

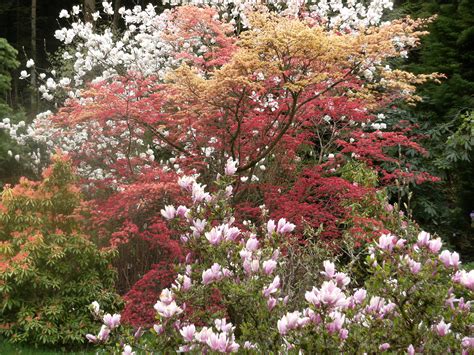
left=396, top=0, right=474, bottom=259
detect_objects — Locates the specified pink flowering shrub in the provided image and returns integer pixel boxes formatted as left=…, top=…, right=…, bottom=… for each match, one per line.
left=86, top=167, right=473, bottom=354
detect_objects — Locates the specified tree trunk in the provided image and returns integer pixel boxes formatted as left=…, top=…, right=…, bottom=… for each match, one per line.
left=83, top=0, right=96, bottom=23
left=13, top=0, right=20, bottom=108
left=30, top=0, right=37, bottom=114
left=113, top=0, right=122, bottom=32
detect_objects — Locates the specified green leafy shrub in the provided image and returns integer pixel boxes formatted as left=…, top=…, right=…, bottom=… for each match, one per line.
left=0, top=155, right=122, bottom=347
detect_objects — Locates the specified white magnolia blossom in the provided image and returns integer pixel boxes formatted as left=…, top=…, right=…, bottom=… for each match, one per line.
left=19, top=70, right=29, bottom=79
left=19, top=1, right=396, bottom=106
left=162, top=0, right=394, bottom=29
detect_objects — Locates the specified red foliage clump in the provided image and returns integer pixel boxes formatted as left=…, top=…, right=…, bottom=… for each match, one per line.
left=121, top=262, right=176, bottom=327
left=266, top=168, right=383, bottom=244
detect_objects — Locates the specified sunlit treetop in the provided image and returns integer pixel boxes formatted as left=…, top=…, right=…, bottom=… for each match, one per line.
left=163, top=0, right=394, bottom=29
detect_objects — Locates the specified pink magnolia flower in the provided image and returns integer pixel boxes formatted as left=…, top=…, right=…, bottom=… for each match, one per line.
left=134, top=327, right=143, bottom=340
left=240, top=249, right=252, bottom=260
left=339, top=328, right=349, bottom=340
left=177, top=345, right=192, bottom=352
left=122, top=345, right=135, bottom=355
left=366, top=296, right=387, bottom=314
left=366, top=296, right=396, bottom=318
left=225, top=185, right=233, bottom=197
left=381, top=302, right=396, bottom=317
left=180, top=324, right=196, bottom=342
left=154, top=300, right=183, bottom=318
left=334, top=272, right=350, bottom=287
left=417, top=231, right=431, bottom=246
left=318, top=281, right=348, bottom=308
left=276, top=218, right=295, bottom=234
left=277, top=311, right=302, bottom=335
left=267, top=219, right=276, bottom=235
left=178, top=175, right=195, bottom=191
left=242, top=258, right=251, bottom=274
left=103, top=313, right=121, bottom=329
left=305, top=281, right=348, bottom=309
left=377, top=234, right=396, bottom=252
left=207, top=331, right=240, bottom=353
left=272, top=249, right=280, bottom=261
left=303, top=308, right=321, bottom=325
left=457, top=297, right=471, bottom=312
left=195, top=327, right=213, bottom=343
left=192, top=183, right=210, bottom=203
left=86, top=334, right=97, bottom=343
left=304, top=287, right=321, bottom=307
left=223, top=225, right=240, bottom=241
left=202, top=263, right=223, bottom=285
left=267, top=297, right=277, bottom=311
left=352, top=288, right=367, bottom=305
left=453, top=271, right=463, bottom=283
left=407, top=344, right=415, bottom=355
left=176, top=205, right=189, bottom=218
left=160, top=205, right=176, bottom=220
left=249, top=259, right=259, bottom=273
left=459, top=270, right=474, bottom=290
left=445, top=293, right=456, bottom=310
left=222, top=268, right=233, bottom=278
left=439, top=250, right=461, bottom=268
left=153, top=324, right=164, bottom=334
left=434, top=319, right=451, bottom=336
left=224, top=157, right=238, bottom=176
left=396, top=238, right=407, bottom=248
left=321, top=260, right=336, bottom=279
left=326, top=311, right=345, bottom=334
left=428, top=238, right=442, bottom=253
left=215, top=318, right=234, bottom=333
left=97, top=325, right=110, bottom=341
left=462, top=337, right=474, bottom=349
left=159, top=288, right=175, bottom=305
left=205, top=227, right=223, bottom=245
left=185, top=253, right=192, bottom=264
left=182, top=275, right=192, bottom=291
left=406, top=257, right=421, bottom=274
left=244, top=341, right=257, bottom=349
left=245, top=236, right=259, bottom=252
left=191, top=219, right=207, bottom=237
left=379, top=343, right=391, bottom=351
left=263, top=259, right=277, bottom=275
left=263, top=276, right=281, bottom=298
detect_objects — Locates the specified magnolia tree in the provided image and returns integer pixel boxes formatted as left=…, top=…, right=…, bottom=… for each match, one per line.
left=86, top=166, right=473, bottom=353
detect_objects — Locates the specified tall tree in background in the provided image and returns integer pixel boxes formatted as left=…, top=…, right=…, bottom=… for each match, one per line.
left=0, top=38, right=21, bottom=185
left=30, top=0, right=37, bottom=113
left=83, top=0, right=95, bottom=23
left=397, top=0, right=474, bottom=259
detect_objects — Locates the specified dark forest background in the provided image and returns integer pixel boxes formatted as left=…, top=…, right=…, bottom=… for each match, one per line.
left=0, top=0, right=473, bottom=259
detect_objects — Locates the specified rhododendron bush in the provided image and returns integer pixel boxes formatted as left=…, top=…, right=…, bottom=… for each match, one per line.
left=0, top=155, right=121, bottom=346
left=1, top=0, right=471, bottom=350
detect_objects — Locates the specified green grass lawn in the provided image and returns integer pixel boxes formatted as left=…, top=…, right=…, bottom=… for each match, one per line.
left=0, top=339, right=99, bottom=354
